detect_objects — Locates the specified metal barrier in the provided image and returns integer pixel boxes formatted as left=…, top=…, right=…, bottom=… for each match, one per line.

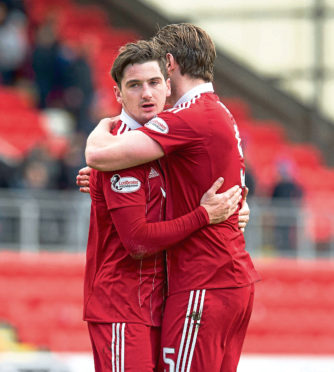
left=245, top=198, right=334, bottom=259
left=0, top=190, right=333, bottom=257
left=0, top=189, right=90, bottom=252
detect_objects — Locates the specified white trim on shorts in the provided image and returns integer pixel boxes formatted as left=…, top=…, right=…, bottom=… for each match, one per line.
left=111, top=322, right=126, bottom=372
left=176, top=289, right=206, bottom=372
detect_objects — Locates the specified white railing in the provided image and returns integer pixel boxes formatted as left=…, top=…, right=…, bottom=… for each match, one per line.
left=0, top=189, right=91, bottom=252
left=0, top=189, right=333, bottom=258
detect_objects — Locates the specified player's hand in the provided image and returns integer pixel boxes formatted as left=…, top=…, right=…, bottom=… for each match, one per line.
left=200, top=177, right=242, bottom=224
left=96, top=116, right=120, bottom=131
left=76, top=166, right=91, bottom=193
left=238, top=187, right=250, bottom=232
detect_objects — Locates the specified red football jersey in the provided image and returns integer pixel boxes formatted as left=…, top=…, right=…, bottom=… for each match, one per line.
left=139, top=83, right=260, bottom=295
left=84, top=111, right=209, bottom=325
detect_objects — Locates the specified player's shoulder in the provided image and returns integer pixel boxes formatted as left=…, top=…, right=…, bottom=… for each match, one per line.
left=161, top=93, right=219, bottom=123
left=143, top=93, right=220, bottom=133
left=102, top=161, right=149, bottom=183
left=165, top=92, right=218, bottom=117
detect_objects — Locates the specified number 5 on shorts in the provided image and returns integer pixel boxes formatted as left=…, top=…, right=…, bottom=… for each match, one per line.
left=163, top=347, right=175, bottom=372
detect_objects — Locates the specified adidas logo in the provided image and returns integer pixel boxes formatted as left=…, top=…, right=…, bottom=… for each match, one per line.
left=149, top=167, right=159, bottom=178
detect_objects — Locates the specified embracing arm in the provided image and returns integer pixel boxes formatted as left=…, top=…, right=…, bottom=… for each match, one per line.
left=85, top=118, right=164, bottom=171
left=77, top=167, right=249, bottom=231
left=111, top=178, right=242, bottom=259
left=112, top=205, right=208, bottom=259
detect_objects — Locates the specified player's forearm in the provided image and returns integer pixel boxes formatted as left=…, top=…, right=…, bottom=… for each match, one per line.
left=86, top=138, right=140, bottom=171
left=85, top=119, right=118, bottom=170
left=86, top=145, right=116, bottom=171
left=86, top=126, right=164, bottom=171
left=113, top=206, right=209, bottom=259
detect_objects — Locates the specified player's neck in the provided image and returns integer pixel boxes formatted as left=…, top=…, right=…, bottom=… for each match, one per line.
left=168, top=74, right=207, bottom=106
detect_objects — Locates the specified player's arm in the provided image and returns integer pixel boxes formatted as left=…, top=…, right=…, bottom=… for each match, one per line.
left=85, top=118, right=164, bottom=171
left=111, top=178, right=242, bottom=259
left=77, top=166, right=250, bottom=231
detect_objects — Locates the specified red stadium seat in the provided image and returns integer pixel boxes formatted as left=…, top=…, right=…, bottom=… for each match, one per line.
left=0, top=252, right=88, bottom=351
left=3, top=253, right=334, bottom=354
left=0, top=88, right=33, bottom=110
left=286, top=144, right=324, bottom=169
left=244, top=259, right=334, bottom=354
left=222, top=97, right=252, bottom=121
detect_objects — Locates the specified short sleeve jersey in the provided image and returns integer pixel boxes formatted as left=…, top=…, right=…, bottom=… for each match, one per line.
left=139, top=83, right=260, bottom=295
left=84, top=113, right=166, bottom=326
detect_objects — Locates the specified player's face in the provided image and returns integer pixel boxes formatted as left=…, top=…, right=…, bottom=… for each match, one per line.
left=115, top=61, right=171, bottom=125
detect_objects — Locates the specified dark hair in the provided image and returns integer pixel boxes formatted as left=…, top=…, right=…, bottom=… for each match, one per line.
left=152, top=23, right=216, bottom=82
left=111, top=40, right=168, bottom=87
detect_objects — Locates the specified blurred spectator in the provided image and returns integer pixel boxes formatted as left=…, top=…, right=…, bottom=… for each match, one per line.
left=0, top=0, right=28, bottom=85
left=61, top=42, right=95, bottom=134
left=271, top=160, right=303, bottom=253
left=31, top=19, right=62, bottom=108
left=31, top=21, right=95, bottom=133
left=21, top=160, right=50, bottom=189
left=56, top=132, right=87, bottom=189
left=0, top=160, right=19, bottom=188
left=17, top=146, right=60, bottom=190
left=272, top=161, right=303, bottom=200
left=1, top=0, right=25, bottom=14
left=245, top=166, right=256, bottom=197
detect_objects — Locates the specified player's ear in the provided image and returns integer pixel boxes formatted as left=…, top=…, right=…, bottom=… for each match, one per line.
left=166, top=78, right=171, bottom=98
left=166, top=53, right=176, bottom=75
left=114, top=85, right=122, bottom=105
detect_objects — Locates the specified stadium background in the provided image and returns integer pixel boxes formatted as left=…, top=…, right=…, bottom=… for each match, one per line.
left=0, top=0, right=334, bottom=370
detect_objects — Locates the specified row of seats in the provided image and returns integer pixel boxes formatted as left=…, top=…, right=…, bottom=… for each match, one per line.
left=0, top=93, right=47, bottom=160
left=243, top=259, right=334, bottom=354
left=224, top=98, right=334, bottom=242
left=244, top=334, right=334, bottom=355
left=224, top=97, right=334, bottom=198
left=2, top=252, right=334, bottom=354
left=0, top=251, right=89, bottom=351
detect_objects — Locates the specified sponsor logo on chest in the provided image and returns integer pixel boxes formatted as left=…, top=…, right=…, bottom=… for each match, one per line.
left=111, top=174, right=141, bottom=193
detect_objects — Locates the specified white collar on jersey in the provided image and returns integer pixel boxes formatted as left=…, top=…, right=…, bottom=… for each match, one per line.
left=173, top=82, right=214, bottom=107
left=119, top=109, right=142, bottom=129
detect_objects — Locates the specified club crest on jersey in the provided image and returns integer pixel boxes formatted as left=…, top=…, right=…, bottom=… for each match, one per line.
left=111, top=174, right=141, bottom=193
left=145, top=117, right=169, bottom=134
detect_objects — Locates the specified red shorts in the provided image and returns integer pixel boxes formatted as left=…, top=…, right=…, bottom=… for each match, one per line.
left=88, top=322, right=161, bottom=372
left=159, top=284, right=254, bottom=372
